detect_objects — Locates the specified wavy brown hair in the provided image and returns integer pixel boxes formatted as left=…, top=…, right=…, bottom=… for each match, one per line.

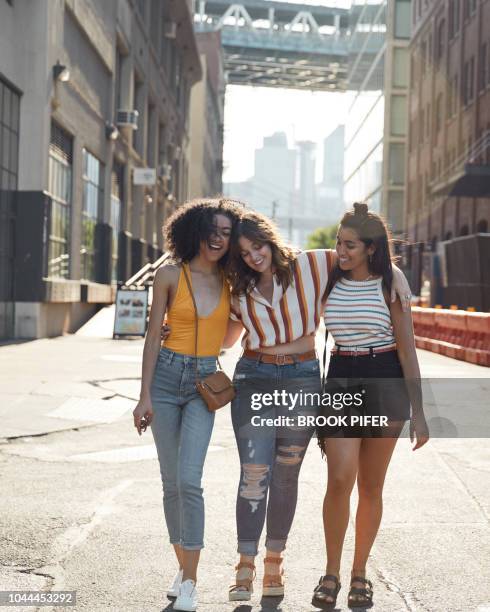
left=227, top=210, right=297, bottom=296
left=163, top=197, right=243, bottom=267
left=327, top=202, right=396, bottom=296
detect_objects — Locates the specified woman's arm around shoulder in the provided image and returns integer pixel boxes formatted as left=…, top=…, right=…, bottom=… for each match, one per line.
left=222, top=318, right=244, bottom=349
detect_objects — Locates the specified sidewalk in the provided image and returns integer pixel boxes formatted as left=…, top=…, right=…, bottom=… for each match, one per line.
left=0, top=305, right=488, bottom=440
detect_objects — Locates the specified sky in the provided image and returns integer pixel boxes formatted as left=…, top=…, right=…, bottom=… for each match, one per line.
left=221, top=1, right=354, bottom=184
left=223, top=86, right=352, bottom=184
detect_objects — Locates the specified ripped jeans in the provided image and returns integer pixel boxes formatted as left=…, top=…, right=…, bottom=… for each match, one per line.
left=231, top=356, right=321, bottom=556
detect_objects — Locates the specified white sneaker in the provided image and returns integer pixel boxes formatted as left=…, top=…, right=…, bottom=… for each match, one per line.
left=166, top=568, right=183, bottom=599
left=173, top=579, right=198, bottom=611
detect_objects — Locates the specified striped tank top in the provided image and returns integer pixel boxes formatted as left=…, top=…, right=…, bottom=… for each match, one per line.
left=324, top=276, right=395, bottom=349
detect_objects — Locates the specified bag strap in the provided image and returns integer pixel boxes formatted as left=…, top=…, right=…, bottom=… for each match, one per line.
left=181, top=263, right=200, bottom=380
left=321, top=326, right=329, bottom=394
left=181, top=263, right=223, bottom=376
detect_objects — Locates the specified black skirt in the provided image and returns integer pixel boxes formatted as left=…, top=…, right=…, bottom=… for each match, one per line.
left=317, top=349, right=411, bottom=440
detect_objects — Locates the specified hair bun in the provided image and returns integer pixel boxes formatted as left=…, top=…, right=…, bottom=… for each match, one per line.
left=353, top=202, right=369, bottom=217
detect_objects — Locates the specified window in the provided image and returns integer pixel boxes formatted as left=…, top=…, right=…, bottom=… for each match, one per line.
left=114, top=47, right=124, bottom=118
left=394, top=0, right=411, bottom=39
left=135, top=0, right=145, bottom=21
left=389, top=144, right=406, bottom=185
left=81, top=150, right=103, bottom=281
left=47, top=123, right=72, bottom=279
left=437, top=18, right=446, bottom=63
left=110, top=163, right=123, bottom=282
left=391, top=95, right=407, bottom=136
left=449, top=0, right=460, bottom=39
left=0, top=79, right=20, bottom=190
left=420, top=41, right=427, bottom=76
left=436, top=93, right=443, bottom=132
left=464, top=0, right=477, bottom=20
left=480, top=43, right=488, bottom=91
left=452, top=75, right=459, bottom=116
left=463, top=57, right=475, bottom=105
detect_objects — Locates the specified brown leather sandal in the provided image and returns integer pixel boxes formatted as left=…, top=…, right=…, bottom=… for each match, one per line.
left=228, top=561, right=256, bottom=602
left=262, top=557, right=285, bottom=597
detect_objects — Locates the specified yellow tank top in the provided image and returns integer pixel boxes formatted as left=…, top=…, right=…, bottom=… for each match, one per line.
left=164, top=263, right=230, bottom=357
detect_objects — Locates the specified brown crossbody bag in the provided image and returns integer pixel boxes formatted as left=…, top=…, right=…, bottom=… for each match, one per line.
left=181, top=265, right=235, bottom=411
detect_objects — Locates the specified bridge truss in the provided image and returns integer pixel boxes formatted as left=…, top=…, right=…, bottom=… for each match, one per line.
left=193, top=0, right=352, bottom=91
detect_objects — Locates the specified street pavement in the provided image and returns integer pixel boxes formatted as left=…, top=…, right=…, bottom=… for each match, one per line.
left=1, top=305, right=489, bottom=612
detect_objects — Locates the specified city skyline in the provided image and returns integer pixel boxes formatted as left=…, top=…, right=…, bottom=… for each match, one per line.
left=223, top=85, right=352, bottom=184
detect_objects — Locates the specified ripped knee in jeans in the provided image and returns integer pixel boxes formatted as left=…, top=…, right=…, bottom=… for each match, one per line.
left=276, top=444, right=305, bottom=466
left=239, top=463, right=270, bottom=512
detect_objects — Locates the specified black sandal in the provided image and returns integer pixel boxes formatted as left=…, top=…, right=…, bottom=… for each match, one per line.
left=311, top=574, right=341, bottom=609
left=348, top=575, right=373, bottom=608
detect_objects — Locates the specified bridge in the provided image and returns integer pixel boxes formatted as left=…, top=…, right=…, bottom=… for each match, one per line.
left=193, top=1, right=384, bottom=91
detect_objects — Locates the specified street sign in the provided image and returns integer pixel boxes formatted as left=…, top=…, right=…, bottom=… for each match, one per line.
left=113, top=287, right=149, bottom=337
left=133, top=168, right=156, bottom=185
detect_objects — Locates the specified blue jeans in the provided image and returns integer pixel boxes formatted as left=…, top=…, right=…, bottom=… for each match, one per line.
left=150, top=347, right=217, bottom=550
left=231, top=356, right=321, bottom=556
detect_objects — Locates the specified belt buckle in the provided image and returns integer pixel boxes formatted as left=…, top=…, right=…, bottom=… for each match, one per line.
left=275, top=354, right=286, bottom=365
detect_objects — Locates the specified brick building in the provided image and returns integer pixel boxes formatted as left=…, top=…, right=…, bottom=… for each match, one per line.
left=405, top=0, right=490, bottom=308
left=0, top=0, right=202, bottom=338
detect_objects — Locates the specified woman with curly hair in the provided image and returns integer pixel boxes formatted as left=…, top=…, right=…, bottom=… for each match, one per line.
left=311, top=203, right=429, bottom=610
left=224, top=210, right=413, bottom=602
left=133, top=198, right=242, bottom=611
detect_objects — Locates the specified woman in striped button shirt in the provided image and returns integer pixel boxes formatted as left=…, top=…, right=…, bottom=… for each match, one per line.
left=224, top=209, right=412, bottom=602
left=311, top=203, right=429, bottom=610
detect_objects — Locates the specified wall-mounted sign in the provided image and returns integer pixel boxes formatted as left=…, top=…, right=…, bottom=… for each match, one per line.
left=113, top=288, right=149, bottom=337
left=133, top=167, right=156, bottom=185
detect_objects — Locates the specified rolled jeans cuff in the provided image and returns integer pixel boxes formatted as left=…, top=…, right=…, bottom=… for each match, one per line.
left=181, top=542, right=204, bottom=551
left=265, top=537, right=287, bottom=553
left=237, top=540, right=258, bottom=556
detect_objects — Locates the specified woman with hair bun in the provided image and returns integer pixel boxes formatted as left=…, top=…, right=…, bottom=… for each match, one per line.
left=223, top=208, right=414, bottom=603
left=311, top=203, right=429, bottom=610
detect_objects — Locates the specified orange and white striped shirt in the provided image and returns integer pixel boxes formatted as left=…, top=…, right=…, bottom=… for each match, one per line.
left=230, top=249, right=334, bottom=350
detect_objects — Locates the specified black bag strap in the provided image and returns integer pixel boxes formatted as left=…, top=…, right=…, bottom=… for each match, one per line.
left=321, top=326, right=329, bottom=394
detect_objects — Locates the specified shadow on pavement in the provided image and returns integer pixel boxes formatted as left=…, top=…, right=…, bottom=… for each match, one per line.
left=258, top=595, right=285, bottom=610
left=0, top=338, right=35, bottom=347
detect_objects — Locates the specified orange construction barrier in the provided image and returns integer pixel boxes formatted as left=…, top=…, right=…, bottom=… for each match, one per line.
left=412, top=307, right=490, bottom=367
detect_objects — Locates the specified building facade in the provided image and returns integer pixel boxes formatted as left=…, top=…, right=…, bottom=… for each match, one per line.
left=188, top=31, right=225, bottom=199
left=0, top=0, right=201, bottom=338
left=405, top=0, right=490, bottom=308
left=344, top=0, right=411, bottom=234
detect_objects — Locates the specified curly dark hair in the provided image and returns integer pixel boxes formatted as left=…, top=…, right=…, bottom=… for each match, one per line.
left=227, top=210, right=297, bottom=296
left=327, top=202, right=396, bottom=295
left=163, top=198, right=243, bottom=267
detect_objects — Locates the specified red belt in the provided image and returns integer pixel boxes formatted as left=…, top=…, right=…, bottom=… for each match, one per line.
left=331, top=344, right=397, bottom=357
left=243, top=349, right=317, bottom=365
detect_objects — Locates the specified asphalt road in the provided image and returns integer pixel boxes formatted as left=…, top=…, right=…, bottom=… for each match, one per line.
left=1, top=309, right=489, bottom=612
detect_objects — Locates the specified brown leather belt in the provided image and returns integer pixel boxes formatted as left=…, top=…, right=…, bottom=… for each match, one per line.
left=243, top=349, right=317, bottom=365
left=331, top=343, right=397, bottom=357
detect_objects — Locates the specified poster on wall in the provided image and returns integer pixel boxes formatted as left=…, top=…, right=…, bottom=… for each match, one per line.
left=113, top=288, right=149, bottom=337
